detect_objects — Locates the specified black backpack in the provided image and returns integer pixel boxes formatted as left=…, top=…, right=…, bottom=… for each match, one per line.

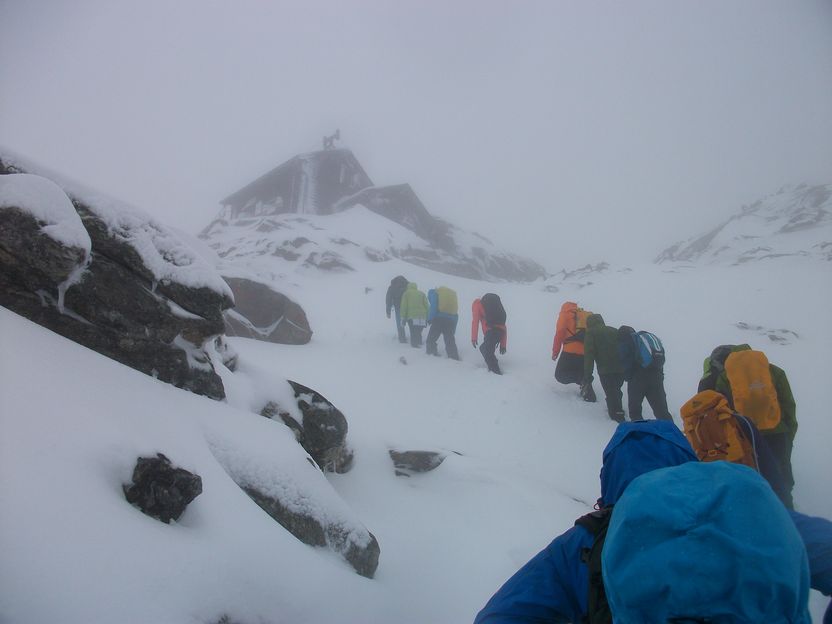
left=480, top=293, right=506, bottom=326
left=575, top=507, right=614, bottom=624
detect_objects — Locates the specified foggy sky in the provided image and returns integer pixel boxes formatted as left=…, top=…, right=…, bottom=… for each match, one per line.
left=2, top=0, right=831, bottom=268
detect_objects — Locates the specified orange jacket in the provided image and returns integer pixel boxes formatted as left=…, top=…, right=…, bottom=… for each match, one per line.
left=471, top=299, right=507, bottom=349
left=552, top=301, right=585, bottom=357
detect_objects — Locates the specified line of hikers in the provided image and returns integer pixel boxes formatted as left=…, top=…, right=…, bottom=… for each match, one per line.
left=386, top=276, right=508, bottom=374
left=386, top=282, right=827, bottom=621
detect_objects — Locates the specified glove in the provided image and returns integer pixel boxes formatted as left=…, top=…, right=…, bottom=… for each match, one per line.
left=551, top=353, right=558, bottom=361
left=472, top=340, right=478, bottom=349
left=499, top=346, right=506, bottom=355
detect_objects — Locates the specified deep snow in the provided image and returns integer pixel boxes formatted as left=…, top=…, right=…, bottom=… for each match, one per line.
left=1, top=249, right=830, bottom=622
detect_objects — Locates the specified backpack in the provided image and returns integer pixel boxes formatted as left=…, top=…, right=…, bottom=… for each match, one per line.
left=575, top=507, right=614, bottom=624
left=565, top=307, right=592, bottom=344
left=680, top=390, right=758, bottom=470
left=723, top=350, right=781, bottom=431
left=480, top=293, right=506, bottom=326
left=436, top=287, right=458, bottom=315
left=634, top=331, right=665, bottom=368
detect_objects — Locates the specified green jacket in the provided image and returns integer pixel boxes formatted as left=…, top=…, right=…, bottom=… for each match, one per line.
left=400, top=283, right=428, bottom=321
left=583, top=313, right=624, bottom=379
left=702, top=344, right=797, bottom=438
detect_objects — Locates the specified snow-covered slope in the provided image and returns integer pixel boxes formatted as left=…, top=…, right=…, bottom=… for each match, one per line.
left=656, top=184, right=832, bottom=265
left=2, top=242, right=830, bottom=622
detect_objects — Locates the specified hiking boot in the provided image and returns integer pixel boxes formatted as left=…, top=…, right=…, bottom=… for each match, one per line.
left=610, top=411, right=626, bottom=423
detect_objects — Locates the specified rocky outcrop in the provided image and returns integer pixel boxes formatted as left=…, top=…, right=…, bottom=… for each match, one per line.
left=656, top=184, right=832, bottom=265
left=261, top=381, right=354, bottom=474
left=223, top=276, right=313, bottom=345
left=124, top=453, right=203, bottom=524
left=389, top=450, right=451, bottom=477
left=0, top=154, right=234, bottom=400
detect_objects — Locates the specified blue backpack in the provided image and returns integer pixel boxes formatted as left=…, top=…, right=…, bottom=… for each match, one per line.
left=634, top=331, right=665, bottom=368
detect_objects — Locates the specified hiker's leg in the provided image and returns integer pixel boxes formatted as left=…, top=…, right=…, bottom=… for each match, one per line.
left=627, top=374, right=646, bottom=421
left=601, top=374, right=625, bottom=422
left=395, top=308, right=407, bottom=342
left=644, top=368, right=673, bottom=421
left=555, top=352, right=584, bottom=385
left=763, top=432, right=795, bottom=494
left=442, top=319, right=460, bottom=360
left=413, top=324, right=424, bottom=347
left=425, top=322, right=441, bottom=355
left=408, top=320, right=419, bottom=347
left=480, top=328, right=501, bottom=374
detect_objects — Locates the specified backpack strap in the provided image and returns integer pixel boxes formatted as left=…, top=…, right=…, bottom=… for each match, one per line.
left=575, top=507, right=614, bottom=624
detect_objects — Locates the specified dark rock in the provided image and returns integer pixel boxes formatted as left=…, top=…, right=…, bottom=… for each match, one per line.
left=242, top=485, right=380, bottom=578
left=222, top=276, right=312, bottom=345
left=389, top=450, right=448, bottom=477
left=287, top=380, right=350, bottom=473
left=124, top=453, right=202, bottom=523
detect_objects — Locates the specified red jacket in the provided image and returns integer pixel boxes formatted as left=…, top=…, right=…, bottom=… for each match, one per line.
left=471, top=299, right=507, bottom=349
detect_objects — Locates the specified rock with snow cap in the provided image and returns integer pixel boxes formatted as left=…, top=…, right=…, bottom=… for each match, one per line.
left=123, top=453, right=203, bottom=524
left=223, top=276, right=312, bottom=345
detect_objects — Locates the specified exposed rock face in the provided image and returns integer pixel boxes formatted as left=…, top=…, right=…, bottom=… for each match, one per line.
left=656, top=184, right=832, bottom=265
left=389, top=450, right=450, bottom=477
left=0, top=154, right=233, bottom=399
left=223, top=276, right=312, bottom=345
left=262, top=381, right=354, bottom=474
left=242, top=486, right=380, bottom=578
left=124, top=453, right=203, bottom=524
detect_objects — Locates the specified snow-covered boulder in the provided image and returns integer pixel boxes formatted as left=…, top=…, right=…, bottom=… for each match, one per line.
left=0, top=152, right=234, bottom=399
left=656, top=184, right=832, bottom=265
left=388, top=449, right=450, bottom=477
left=223, top=276, right=313, bottom=345
left=261, top=380, right=354, bottom=474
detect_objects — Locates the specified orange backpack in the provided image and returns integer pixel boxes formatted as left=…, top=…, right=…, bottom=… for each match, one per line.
left=680, top=390, right=758, bottom=470
left=724, top=350, right=781, bottom=431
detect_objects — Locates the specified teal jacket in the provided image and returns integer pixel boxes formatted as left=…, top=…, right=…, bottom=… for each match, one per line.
left=584, top=314, right=624, bottom=380
left=399, top=283, right=428, bottom=321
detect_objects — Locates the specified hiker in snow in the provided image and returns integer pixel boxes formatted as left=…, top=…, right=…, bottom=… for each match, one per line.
left=551, top=302, right=596, bottom=402
left=399, top=282, right=429, bottom=348
left=385, top=275, right=409, bottom=343
left=583, top=314, right=626, bottom=422
left=617, top=325, right=672, bottom=421
left=698, top=343, right=798, bottom=500
left=426, top=286, right=460, bottom=360
left=681, top=389, right=794, bottom=508
left=472, top=293, right=507, bottom=375
left=474, top=420, right=832, bottom=624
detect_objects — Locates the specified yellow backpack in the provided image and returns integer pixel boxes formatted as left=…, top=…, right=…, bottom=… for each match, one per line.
left=575, top=308, right=592, bottom=332
left=724, top=350, right=781, bottom=431
left=436, top=287, right=458, bottom=315
left=680, top=390, right=758, bottom=469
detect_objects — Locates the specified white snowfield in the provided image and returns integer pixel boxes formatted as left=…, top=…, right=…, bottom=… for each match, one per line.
left=1, top=148, right=233, bottom=300
left=1, top=235, right=830, bottom=622
left=0, top=173, right=91, bottom=253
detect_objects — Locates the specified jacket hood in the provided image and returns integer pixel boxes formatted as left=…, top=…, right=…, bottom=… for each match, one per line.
left=406, top=282, right=418, bottom=290
left=599, top=420, right=696, bottom=507
left=560, top=301, right=577, bottom=313
left=587, top=313, right=605, bottom=329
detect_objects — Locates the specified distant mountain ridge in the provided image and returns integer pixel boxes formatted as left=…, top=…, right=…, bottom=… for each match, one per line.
left=656, top=184, right=832, bottom=265
left=203, top=147, right=547, bottom=282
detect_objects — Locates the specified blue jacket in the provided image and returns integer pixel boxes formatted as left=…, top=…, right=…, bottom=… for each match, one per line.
left=474, top=421, right=697, bottom=623
left=474, top=420, right=831, bottom=623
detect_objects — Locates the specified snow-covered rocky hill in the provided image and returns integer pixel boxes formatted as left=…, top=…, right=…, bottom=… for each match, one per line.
left=1, top=152, right=831, bottom=622
left=200, top=148, right=547, bottom=283
left=656, top=184, right=832, bottom=265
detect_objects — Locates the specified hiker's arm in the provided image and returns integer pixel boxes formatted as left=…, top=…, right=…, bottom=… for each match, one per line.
left=772, top=365, right=797, bottom=436
left=427, top=290, right=437, bottom=323
left=474, top=527, right=588, bottom=624
left=789, top=511, right=832, bottom=596
left=583, top=334, right=595, bottom=381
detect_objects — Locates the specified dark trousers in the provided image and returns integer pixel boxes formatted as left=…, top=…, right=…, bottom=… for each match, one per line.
left=599, top=373, right=625, bottom=422
left=627, top=367, right=673, bottom=421
left=762, top=431, right=795, bottom=496
left=555, top=352, right=584, bottom=385
left=407, top=320, right=424, bottom=347
left=426, top=317, right=459, bottom=360
left=480, top=328, right=503, bottom=374
left=393, top=307, right=407, bottom=343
